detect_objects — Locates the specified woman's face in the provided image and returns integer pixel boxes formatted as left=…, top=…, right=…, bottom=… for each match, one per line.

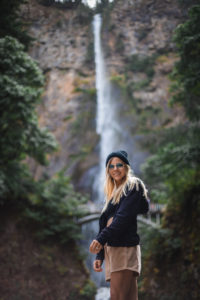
left=108, top=157, right=126, bottom=186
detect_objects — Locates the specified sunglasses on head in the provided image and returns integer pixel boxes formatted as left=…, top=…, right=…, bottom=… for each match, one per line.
left=108, top=163, right=124, bottom=169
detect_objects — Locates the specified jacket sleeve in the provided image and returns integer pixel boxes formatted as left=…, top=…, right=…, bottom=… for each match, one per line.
left=95, top=213, right=106, bottom=261
left=96, top=248, right=104, bottom=261
left=96, top=184, right=149, bottom=246
left=137, top=182, right=150, bottom=214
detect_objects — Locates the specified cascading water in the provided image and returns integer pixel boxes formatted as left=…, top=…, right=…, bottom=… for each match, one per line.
left=93, top=13, right=116, bottom=204
left=81, top=12, right=149, bottom=300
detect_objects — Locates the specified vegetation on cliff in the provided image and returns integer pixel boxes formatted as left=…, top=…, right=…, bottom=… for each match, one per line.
left=140, top=4, right=200, bottom=299
left=170, top=4, right=200, bottom=121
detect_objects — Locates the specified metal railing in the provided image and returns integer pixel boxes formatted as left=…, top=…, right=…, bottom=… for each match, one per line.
left=77, top=202, right=166, bottom=228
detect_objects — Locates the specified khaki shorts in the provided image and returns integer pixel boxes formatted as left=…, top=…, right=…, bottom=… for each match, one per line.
left=104, top=244, right=141, bottom=282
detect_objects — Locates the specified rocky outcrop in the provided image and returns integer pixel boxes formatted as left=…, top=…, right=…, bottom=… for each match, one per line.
left=20, top=0, right=98, bottom=189
left=101, top=0, right=186, bottom=133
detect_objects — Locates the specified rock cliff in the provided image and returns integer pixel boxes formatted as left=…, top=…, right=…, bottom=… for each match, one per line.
left=20, top=0, right=187, bottom=188
left=101, top=0, right=186, bottom=135
left=21, top=0, right=98, bottom=190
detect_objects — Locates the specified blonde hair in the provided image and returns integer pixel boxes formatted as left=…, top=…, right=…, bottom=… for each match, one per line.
left=102, top=159, right=148, bottom=212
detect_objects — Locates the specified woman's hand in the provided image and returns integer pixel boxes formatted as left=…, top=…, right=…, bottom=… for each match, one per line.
left=93, top=260, right=103, bottom=272
left=89, top=239, right=103, bottom=254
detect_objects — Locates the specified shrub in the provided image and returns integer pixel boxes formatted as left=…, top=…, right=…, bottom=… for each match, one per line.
left=79, top=279, right=96, bottom=299
left=126, top=54, right=156, bottom=79
left=24, top=172, right=88, bottom=244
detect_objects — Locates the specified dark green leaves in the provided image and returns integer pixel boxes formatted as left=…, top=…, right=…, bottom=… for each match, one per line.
left=0, top=36, right=57, bottom=200
left=24, top=173, right=88, bottom=244
left=170, top=5, right=200, bottom=121
left=0, top=0, right=32, bottom=48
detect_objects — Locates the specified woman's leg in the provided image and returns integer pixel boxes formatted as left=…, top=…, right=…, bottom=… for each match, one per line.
left=130, top=273, right=138, bottom=300
left=110, top=270, right=138, bottom=300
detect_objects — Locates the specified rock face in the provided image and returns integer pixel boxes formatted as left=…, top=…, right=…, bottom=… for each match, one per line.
left=101, top=0, right=186, bottom=133
left=20, top=0, right=186, bottom=189
left=21, top=0, right=98, bottom=189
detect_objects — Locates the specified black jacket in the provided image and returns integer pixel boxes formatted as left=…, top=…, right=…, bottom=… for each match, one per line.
left=96, top=181, right=150, bottom=261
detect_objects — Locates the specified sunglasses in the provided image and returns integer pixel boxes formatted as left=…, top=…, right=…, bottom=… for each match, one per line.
left=108, top=163, right=124, bottom=169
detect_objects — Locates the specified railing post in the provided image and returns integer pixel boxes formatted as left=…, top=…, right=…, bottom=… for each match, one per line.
left=156, top=213, right=160, bottom=225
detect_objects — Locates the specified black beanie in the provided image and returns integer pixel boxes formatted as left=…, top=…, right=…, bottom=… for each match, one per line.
left=105, top=150, right=130, bottom=167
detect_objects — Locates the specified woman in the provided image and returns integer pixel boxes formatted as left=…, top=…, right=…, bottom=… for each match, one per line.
left=89, top=150, right=149, bottom=300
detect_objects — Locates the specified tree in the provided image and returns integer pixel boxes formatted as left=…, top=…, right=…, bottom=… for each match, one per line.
left=0, top=0, right=32, bottom=48
left=0, top=36, right=57, bottom=202
left=170, top=5, right=200, bottom=121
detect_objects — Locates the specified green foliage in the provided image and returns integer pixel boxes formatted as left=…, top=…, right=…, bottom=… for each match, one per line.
left=142, top=123, right=200, bottom=207
left=38, top=0, right=94, bottom=25
left=85, top=40, right=94, bottom=65
left=0, top=36, right=57, bottom=163
left=79, top=279, right=96, bottom=299
left=24, top=172, right=88, bottom=244
left=0, top=36, right=57, bottom=202
left=121, top=53, right=157, bottom=108
left=140, top=6, right=200, bottom=297
left=149, top=184, right=169, bottom=204
left=99, top=0, right=115, bottom=31
left=74, top=87, right=96, bottom=96
left=141, top=172, right=200, bottom=299
left=115, top=33, right=125, bottom=54
left=170, top=5, right=200, bottom=121
left=75, top=3, right=94, bottom=25
left=132, top=78, right=151, bottom=90
left=126, top=54, right=156, bottom=79
left=96, top=0, right=111, bottom=13
left=178, top=0, right=199, bottom=7
left=142, top=123, right=200, bottom=184
left=110, top=74, right=125, bottom=87
left=0, top=0, right=32, bottom=48
left=0, top=162, right=35, bottom=204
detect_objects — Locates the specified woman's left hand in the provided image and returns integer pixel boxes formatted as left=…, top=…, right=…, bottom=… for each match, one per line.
left=89, top=239, right=103, bottom=254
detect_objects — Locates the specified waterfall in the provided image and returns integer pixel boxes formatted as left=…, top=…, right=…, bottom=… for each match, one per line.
left=93, top=13, right=111, bottom=204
